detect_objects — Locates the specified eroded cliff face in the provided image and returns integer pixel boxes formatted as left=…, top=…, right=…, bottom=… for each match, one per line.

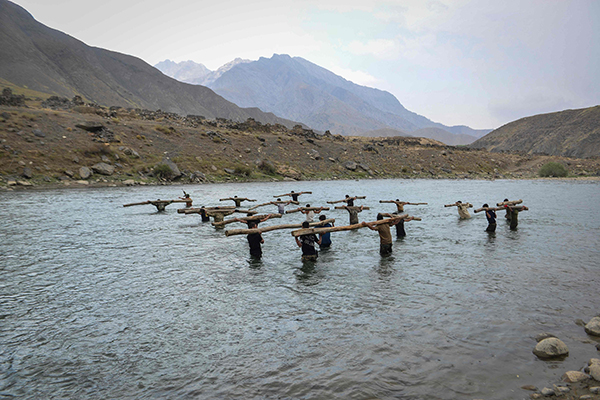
left=470, top=106, right=600, bottom=159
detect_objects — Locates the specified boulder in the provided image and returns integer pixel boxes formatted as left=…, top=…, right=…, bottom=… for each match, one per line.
left=123, top=179, right=135, bottom=186
left=64, top=170, right=74, bottom=178
left=22, top=167, right=33, bottom=179
left=91, top=163, right=115, bottom=176
left=589, top=359, right=600, bottom=381
left=540, top=387, right=554, bottom=396
left=32, top=129, right=45, bottom=138
left=535, top=333, right=557, bottom=342
left=344, top=161, right=358, bottom=171
left=585, top=317, right=600, bottom=336
left=308, top=149, right=321, bottom=160
left=161, top=158, right=181, bottom=178
left=79, top=166, right=92, bottom=179
left=562, top=371, right=589, bottom=383
left=533, top=337, right=569, bottom=358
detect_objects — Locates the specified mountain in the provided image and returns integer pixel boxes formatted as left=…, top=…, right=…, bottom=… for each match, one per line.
left=154, top=60, right=211, bottom=83
left=470, top=106, right=600, bottom=158
left=156, top=56, right=491, bottom=143
left=0, top=0, right=299, bottom=128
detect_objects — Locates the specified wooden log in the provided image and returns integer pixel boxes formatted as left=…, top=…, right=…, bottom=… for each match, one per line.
left=285, top=207, right=330, bottom=214
left=474, top=205, right=528, bottom=213
left=123, top=199, right=188, bottom=207
left=248, top=200, right=299, bottom=210
left=445, top=202, right=472, bottom=208
left=212, top=213, right=282, bottom=227
left=291, top=215, right=406, bottom=237
left=334, top=206, right=370, bottom=210
left=379, top=200, right=427, bottom=205
left=219, top=197, right=256, bottom=202
left=497, top=199, right=523, bottom=206
left=327, top=196, right=366, bottom=204
left=273, top=191, right=312, bottom=198
left=225, top=218, right=335, bottom=237
left=178, top=206, right=235, bottom=214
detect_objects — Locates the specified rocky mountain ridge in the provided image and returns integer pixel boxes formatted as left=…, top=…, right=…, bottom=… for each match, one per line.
left=154, top=56, right=488, bottom=143
left=0, top=0, right=299, bottom=129
left=2, top=92, right=599, bottom=190
left=470, top=106, right=600, bottom=158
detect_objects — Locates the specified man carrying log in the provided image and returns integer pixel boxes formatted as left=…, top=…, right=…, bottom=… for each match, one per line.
left=481, top=204, right=497, bottom=232
left=506, top=204, right=529, bottom=230
left=381, top=213, right=419, bottom=238
left=179, top=190, right=193, bottom=207
left=363, top=213, right=401, bottom=255
left=380, top=199, right=427, bottom=213
left=445, top=201, right=473, bottom=219
left=335, top=205, right=365, bottom=225
left=247, top=221, right=264, bottom=259
left=497, top=199, right=522, bottom=222
left=220, top=196, right=256, bottom=208
left=300, top=204, right=326, bottom=222
left=231, top=213, right=278, bottom=228
left=123, top=199, right=189, bottom=212
left=294, top=221, right=321, bottom=261
left=274, top=191, right=312, bottom=202
left=327, top=195, right=366, bottom=207
left=318, top=215, right=334, bottom=248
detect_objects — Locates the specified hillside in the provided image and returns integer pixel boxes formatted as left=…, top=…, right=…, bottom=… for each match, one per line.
left=470, top=106, right=600, bottom=158
left=155, top=56, right=491, bottom=142
left=0, top=0, right=299, bottom=128
left=2, top=93, right=599, bottom=190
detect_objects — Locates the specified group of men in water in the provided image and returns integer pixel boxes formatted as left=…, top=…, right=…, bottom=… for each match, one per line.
left=201, top=191, right=528, bottom=262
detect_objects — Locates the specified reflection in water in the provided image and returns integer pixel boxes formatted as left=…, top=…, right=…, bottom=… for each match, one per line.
left=1, top=179, right=599, bottom=400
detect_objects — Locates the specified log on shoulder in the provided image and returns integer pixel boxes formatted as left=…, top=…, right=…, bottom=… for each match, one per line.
left=225, top=218, right=335, bottom=237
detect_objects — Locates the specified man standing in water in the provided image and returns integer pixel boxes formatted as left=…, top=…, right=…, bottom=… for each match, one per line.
left=247, top=221, right=264, bottom=259
left=363, top=214, right=400, bottom=255
left=482, top=204, right=497, bottom=232
left=456, top=201, right=472, bottom=219
left=295, top=221, right=321, bottom=261
left=507, top=205, right=529, bottom=230
left=318, top=215, right=333, bottom=248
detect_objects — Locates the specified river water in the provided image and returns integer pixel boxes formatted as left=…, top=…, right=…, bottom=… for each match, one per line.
left=1, top=179, right=599, bottom=399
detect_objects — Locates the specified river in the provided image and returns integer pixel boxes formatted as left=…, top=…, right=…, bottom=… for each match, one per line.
left=1, top=179, right=599, bottom=399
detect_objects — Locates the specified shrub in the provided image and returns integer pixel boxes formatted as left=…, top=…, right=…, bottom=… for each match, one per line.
left=539, top=162, right=568, bottom=177
left=155, top=125, right=174, bottom=134
left=153, top=164, right=174, bottom=180
left=258, top=160, right=277, bottom=175
left=234, top=165, right=252, bottom=176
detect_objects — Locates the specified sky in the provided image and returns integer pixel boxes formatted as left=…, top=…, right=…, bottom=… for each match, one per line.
left=11, top=0, right=600, bottom=129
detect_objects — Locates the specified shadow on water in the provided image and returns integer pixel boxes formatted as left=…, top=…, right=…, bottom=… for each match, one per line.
left=295, top=258, right=322, bottom=286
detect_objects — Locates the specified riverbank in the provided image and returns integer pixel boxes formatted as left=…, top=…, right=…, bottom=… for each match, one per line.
left=2, top=96, right=600, bottom=190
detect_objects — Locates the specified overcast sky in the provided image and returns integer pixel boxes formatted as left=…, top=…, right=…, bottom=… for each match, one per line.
left=12, top=0, right=600, bottom=129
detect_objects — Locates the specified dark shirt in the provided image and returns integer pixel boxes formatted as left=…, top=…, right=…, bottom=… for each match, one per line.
left=320, top=223, right=332, bottom=246
left=291, top=194, right=299, bottom=201
left=247, top=233, right=262, bottom=257
left=298, top=234, right=318, bottom=255
left=200, top=209, right=210, bottom=222
left=486, top=210, right=497, bottom=224
left=346, top=198, right=355, bottom=206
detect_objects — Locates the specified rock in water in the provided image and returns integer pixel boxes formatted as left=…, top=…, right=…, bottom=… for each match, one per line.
left=533, top=337, right=569, bottom=358
left=584, top=317, right=600, bottom=336
left=562, top=371, right=589, bottom=383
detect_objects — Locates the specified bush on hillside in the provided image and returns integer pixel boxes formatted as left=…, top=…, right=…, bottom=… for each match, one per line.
left=153, top=163, right=174, bottom=180
left=539, top=162, right=568, bottom=177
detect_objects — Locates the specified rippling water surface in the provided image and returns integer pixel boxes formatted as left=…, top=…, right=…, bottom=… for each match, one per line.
left=1, top=179, right=599, bottom=399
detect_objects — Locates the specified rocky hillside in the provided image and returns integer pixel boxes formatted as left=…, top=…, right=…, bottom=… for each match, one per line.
left=0, top=0, right=299, bottom=129
left=470, top=106, right=600, bottom=158
left=155, top=56, right=491, bottom=142
left=2, top=92, right=598, bottom=190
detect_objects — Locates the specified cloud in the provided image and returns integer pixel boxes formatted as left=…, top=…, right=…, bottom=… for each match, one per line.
left=347, top=39, right=398, bottom=59
left=327, top=66, right=381, bottom=87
